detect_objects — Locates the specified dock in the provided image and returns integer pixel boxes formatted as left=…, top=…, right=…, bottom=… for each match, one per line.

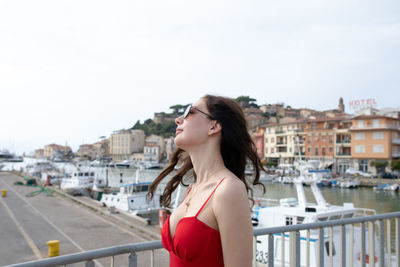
left=0, top=172, right=169, bottom=267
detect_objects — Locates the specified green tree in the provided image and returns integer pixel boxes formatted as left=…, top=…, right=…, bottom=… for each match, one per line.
left=235, top=95, right=257, bottom=108
left=391, top=160, right=400, bottom=171
left=169, top=104, right=185, bottom=114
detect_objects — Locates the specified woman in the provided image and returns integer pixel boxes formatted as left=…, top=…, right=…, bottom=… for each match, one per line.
left=147, top=95, right=265, bottom=267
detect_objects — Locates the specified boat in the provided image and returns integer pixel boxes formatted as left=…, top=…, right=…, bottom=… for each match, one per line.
left=99, top=170, right=161, bottom=220
left=0, top=150, right=23, bottom=162
left=26, top=161, right=55, bottom=178
left=60, top=169, right=95, bottom=195
left=339, top=179, right=359, bottom=189
left=252, top=135, right=388, bottom=266
left=373, top=183, right=399, bottom=191
left=41, top=171, right=65, bottom=185
left=253, top=170, right=381, bottom=266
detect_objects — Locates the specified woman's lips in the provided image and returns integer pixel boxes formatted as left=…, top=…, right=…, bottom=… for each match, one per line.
left=176, top=129, right=183, bottom=135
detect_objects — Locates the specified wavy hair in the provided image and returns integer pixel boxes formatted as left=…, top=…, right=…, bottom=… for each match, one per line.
left=147, top=95, right=265, bottom=207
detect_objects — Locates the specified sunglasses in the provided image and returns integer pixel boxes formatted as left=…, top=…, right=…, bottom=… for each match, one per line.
left=183, top=104, right=215, bottom=120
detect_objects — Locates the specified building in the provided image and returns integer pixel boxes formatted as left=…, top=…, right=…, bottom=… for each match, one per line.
left=34, top=149, right=44, bottom=158
left=43, top=144, right=72, bottom=159
left=144, top=142, right=161, bottom=163
left=110, top=129, right=145, bottom=161
left=263, top=121, right=306, bottom=166
left=350, top=114, right=400, bottom=173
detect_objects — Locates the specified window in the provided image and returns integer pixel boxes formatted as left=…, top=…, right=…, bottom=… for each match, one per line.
left=358, top=120, right=364, bottom=127
left=307, top=135, right=311, bottom=144
left=355, top=145, right=365, bottom=153
left=265, top=138, right=268, bottom=143
left=373, top=119, right=379, bottom=127
left=314, top=147, right=319, bottom=156
left=297, top=217, right=305, bottom=224
left=271, top=148, right=274, bottom=153
left=307, top=147, right=311, bottom=153
left=373, top=132, right=384, bottom=140
left=359, top=160, right=368, bottom=172
left=373, top=145, right=384, bottom=153
left=322, top=147, right=326, bottom=156
left=271, top=138, right=275, bottom=143
left=355, top=133, right=365, bottom=140
left=329, top=135, right=333, bottom=144
left=265, top=148, right=268, bottom=153
left=329, top=146, right=333, bottom=153
left=311, top=123, right=317, bottom=130
left=322, top=134, right=326, bottom=141
left=314, top=133, right=318, bottom=142
left=286, top=216, right=294, bottom=225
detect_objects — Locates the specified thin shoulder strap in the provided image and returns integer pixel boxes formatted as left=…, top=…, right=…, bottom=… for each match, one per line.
left=195, top=178, right=225, bottom=218
left=182, top=185, right=192, bottom=200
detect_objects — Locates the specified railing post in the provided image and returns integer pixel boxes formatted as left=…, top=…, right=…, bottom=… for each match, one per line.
left=379, top=220, right=385, bottom=267
left=318, top=227, right=324, bottom=267
left=129, top=252, right=137, bottom=267
left=268, top=234, right=274, bottom=267
left=340, top=225, right=346, bottom=267
left=295, top=231, right=300, bottom=267
left=361, top=222, right=366, bottom=267
left=252, top=236, right=257, bottom=267
left=85, top=260, right=94, bottom=267
left=368, top=222, right=375, bottom=267
left=396, top=218, right=400, bottom=267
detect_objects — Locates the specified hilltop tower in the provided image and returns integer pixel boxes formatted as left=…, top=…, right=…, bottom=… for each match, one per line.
left=338, top=97, right=345, bottom=112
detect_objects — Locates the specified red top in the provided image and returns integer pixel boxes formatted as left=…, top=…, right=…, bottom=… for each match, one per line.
left=161, top=178, right=226, bottom=267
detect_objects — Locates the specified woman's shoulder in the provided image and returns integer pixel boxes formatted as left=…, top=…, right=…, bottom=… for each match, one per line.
left=214, top=175, right=248, bottom=205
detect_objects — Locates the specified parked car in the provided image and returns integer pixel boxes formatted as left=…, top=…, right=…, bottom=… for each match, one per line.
left=381, top=172, right=399, bottom=179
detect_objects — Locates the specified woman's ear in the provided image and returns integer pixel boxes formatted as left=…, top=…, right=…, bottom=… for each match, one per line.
left=209, top=121, right=222, bottom=135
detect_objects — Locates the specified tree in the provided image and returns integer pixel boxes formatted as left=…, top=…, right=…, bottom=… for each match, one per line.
left=169, top=104, right=185, bottom=114
left=391, top=160, right=400, bottom=172
left=371, top=160, right=389, bottom=173
left=235, top=96, right=257, bottom=108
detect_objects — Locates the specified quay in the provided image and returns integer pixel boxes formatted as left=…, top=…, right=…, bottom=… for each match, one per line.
left=0, top=172, right=169, bottom=267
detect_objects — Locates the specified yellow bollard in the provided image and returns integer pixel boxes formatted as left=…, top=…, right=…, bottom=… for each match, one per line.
left=1, top=190, right=6, bottom=197
left=46, top=240, right=60, bottom=257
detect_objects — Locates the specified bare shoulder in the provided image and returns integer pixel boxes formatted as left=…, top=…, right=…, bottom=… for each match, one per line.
left=213, top=175, right=249, bottom=211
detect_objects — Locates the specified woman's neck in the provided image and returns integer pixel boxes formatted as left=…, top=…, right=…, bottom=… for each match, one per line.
left=187, top=144, right=226, bottom=185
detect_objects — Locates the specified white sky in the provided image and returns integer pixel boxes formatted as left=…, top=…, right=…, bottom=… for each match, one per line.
left=1, top=0, right=399, bottom=154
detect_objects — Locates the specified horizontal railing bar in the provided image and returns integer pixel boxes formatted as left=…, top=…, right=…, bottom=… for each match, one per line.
left=5, top=241, right=163, bottom=267
left=254, top=211, right=400, bottom=236
left=8, top=211, right=400, bottom=267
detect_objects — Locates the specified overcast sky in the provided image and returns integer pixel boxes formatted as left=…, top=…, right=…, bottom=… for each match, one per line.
left=1, top=0, right=399, bottom=154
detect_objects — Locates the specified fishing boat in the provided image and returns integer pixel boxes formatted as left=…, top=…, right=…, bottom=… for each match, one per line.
left=100, top=170, right=161, bottom=217
left=60, top=169, right=95, bottom=195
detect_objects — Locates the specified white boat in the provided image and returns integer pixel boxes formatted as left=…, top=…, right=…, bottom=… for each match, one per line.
left=26, top=161, right=55, bottom=178
left=41, top=171, right=65, bottom=185
left=373, top=183, right=399, bottom=191
left=252, top=135, right=391, bottom=266
left=339, top=179, right=359, bottom=188
left=253, top=172, right=382, bottom=266
left=60, top=169, right=95, bottom=195
left=100, top=170, right=161, bottom=215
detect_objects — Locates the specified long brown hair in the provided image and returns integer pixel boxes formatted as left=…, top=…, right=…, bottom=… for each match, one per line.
left=147, top=95, right=265, bottom=207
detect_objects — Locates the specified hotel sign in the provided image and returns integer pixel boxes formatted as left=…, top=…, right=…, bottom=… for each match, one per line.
left=348, top=98, right=377, bottom=111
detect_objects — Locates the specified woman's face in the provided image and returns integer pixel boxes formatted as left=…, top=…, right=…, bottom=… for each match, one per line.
left=174, top=98, right=215, bottom=150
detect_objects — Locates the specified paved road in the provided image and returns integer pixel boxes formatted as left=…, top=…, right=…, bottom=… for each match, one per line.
left=0, top=172, right=169, bottom=267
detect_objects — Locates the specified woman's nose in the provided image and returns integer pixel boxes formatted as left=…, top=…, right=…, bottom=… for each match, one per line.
left=175, top=115, right=183, bottom=125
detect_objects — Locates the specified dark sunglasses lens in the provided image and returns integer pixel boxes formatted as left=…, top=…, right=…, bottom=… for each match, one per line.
left=183, top=105, right=191, bottom=119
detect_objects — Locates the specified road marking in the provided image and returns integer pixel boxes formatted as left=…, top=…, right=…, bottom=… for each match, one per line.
left=0, top=196, right=43, bottom=259
left=0, top=178, right=107, bottom=267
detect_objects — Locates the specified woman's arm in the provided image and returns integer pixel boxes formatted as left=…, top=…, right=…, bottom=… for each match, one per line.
left=213, top=178, right=253, bottom=267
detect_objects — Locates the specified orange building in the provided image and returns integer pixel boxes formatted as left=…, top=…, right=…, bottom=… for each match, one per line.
left=304, top=116, right=353, bottom=173
left=350, top=114, right=400, bottom=173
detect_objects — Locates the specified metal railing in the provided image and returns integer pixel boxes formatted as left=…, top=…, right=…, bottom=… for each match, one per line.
left=6, top=212, right=400, bottom=267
